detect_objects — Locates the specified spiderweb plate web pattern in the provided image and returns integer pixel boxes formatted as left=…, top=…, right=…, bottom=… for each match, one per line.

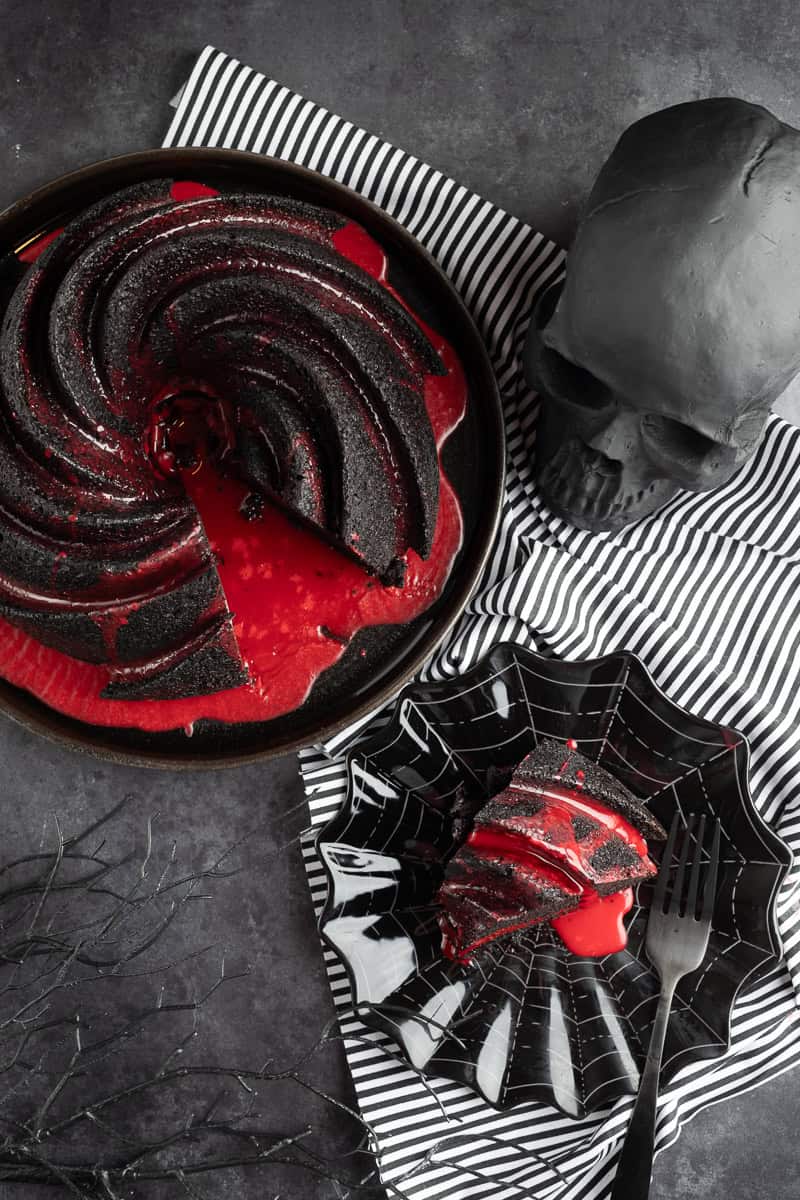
left=319, top=647, right=787, bottom=1115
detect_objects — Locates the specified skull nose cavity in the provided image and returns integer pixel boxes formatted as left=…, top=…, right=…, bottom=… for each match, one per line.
left=581, top=445, right=622, bottom=477
left=584, top=411, right=640, bottom=467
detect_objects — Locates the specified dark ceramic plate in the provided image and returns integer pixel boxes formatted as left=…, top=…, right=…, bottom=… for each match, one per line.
left=0, top=149, right=504, bottom=767
left=317, top=642, right=791, bottom=1117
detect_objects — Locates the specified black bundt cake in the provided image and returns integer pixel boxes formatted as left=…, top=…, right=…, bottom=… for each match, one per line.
left=0, top=180, right=448, bottom=711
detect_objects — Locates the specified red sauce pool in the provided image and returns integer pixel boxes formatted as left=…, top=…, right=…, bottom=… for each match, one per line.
left=0, top=189, right=467, bottom=732
left=552, top=888, right=634, bottom=957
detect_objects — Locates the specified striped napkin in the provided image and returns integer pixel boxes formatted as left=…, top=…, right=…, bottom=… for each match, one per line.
left=165, top=47, right=800, bottom=1200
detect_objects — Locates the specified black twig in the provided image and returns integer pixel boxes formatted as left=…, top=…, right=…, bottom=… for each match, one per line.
left=0, top=797, right=403, bottom=1198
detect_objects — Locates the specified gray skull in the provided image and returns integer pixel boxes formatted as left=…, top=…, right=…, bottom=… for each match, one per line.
left=523, top=98, right=800, bottom=532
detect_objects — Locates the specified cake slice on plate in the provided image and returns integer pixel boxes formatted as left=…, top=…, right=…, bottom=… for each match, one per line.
left=438, top=738, right=667, bottom=962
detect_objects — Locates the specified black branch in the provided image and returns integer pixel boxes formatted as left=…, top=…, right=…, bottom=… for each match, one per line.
left=0, top=800, right=401, bottom=1199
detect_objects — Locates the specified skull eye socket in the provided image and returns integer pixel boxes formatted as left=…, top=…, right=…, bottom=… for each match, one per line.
left=641, top=415, right=717, bottom=462
left=536, top=346, right=615, bottom=412
left=526, top=282, right=614, bottom=412
left=641, top=414, right=737, bottom=487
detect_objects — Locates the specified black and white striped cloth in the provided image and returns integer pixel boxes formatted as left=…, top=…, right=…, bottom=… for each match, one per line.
left=165, top=47, right=800, bottom=1199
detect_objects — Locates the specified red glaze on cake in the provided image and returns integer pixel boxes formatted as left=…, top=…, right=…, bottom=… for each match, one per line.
left=0, top=181, right=467, bottom=731
left=438, top=738, right=666, bottom=961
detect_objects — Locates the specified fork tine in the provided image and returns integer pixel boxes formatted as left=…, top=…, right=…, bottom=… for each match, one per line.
left=668, top=813, right=696, bottom=915
left=686, top=814, right=706, bottom=919
left=653, top=812, right=681, bottom=913
left=701, top=818, right=721, bottom=923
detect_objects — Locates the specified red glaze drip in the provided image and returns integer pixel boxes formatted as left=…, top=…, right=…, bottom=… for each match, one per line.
left=0, top=203, right=466, bottom=732
left=558, top=738, right=578, bottom=775
left=17, top=227, right=64, bottom=263
left=464, top=825, right=586, bottom=892
left=169, top=181, right=221, bottom=201
left=499, top=781, right=651, bottom=865
left=552, top=888, right=633, bottom=957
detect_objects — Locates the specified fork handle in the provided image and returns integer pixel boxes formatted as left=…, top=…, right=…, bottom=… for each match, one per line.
left=610, top=978, right=677, bottom=1200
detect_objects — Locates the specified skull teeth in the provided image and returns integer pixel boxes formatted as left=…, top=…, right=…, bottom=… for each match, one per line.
left=536, top=439, right=654, bottom=522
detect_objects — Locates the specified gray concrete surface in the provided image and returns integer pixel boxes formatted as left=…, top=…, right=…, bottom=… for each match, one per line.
left=0, top=2, right=798, bottom=1197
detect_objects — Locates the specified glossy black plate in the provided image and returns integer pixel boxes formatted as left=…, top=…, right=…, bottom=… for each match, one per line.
left=0, top=149, right=504, bottom=767
left=317, top=642, right=791, bottom=1117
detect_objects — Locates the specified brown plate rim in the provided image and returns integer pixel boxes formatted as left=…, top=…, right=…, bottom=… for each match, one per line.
left=0, top=147, right=506, bottom=768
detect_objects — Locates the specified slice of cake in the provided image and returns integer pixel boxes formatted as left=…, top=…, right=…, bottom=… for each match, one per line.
left=438, top=738, right=666, bottom=962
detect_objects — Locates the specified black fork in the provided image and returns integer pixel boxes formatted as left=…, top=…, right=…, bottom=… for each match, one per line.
left=610, top=813, right=721, bottom=1200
